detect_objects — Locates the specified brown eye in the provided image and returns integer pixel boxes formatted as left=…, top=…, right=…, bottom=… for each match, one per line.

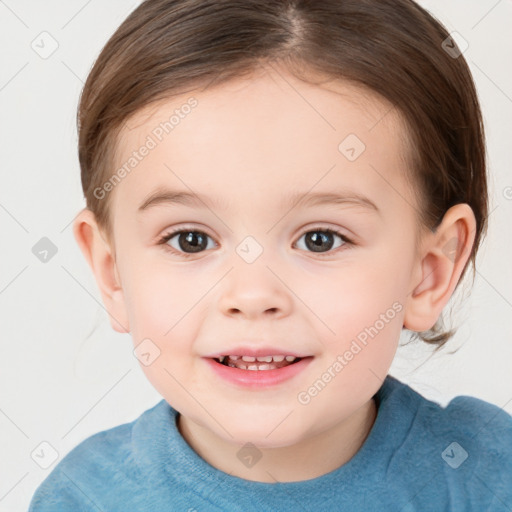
left=160, top=230, right=215, bottom=255
left=295, top=228, right=350, bottom=254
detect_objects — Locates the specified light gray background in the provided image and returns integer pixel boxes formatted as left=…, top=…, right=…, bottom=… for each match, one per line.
left=0, top=1, right=511, bottom=510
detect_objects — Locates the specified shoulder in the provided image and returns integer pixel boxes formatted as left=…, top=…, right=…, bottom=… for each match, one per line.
left=28, top=400, right=167, bottom=511
left=380, top=377, right=512, bottom=508
left=386, top=376, right=512, bottom=448
left=417, top=388, right=512, bottom=455
left=442, top=392, right=512, bottom=435
left=404, top=381, right=512, bottom=504
left=439, top=392, right=512, bottom=473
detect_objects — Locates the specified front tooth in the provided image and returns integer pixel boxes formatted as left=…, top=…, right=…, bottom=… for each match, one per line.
left=272, top=355, right=285, bottom=362
left=229, top=355, right=240, bottom=360
left=285, top=355, right=296, bottom=362
left=247, top=364, right=258, bottom=370
left=242, top=356, right=256, bottom=362
left=256, top=356, right=273, bottom=363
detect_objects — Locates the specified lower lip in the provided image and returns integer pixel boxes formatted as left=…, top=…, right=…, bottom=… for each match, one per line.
left=204, top=357, right=313, bottom=389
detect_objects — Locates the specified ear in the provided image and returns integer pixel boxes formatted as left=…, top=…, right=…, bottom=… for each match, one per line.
left=403, top=203, right=476, bottom=332
left=72, top=208, right=130, bottom=334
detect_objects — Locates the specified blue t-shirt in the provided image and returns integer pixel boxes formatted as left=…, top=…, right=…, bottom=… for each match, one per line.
left=28, top=375, right=512, bottom=511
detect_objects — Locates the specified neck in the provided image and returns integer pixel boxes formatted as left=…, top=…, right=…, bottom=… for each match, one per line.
left=177, top=397, right=378, bottom=483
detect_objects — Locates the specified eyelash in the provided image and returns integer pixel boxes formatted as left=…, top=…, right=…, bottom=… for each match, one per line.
left=157, top=226, right=353, bottom=259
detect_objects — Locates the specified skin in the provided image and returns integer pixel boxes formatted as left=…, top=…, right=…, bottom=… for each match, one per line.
left=73, top=64, right=476, bottom=483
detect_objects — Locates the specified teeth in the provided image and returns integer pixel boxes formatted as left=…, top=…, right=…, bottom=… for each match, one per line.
left=228, top=355, right=297, bottom=363
left=240, top=363, right=276, bottom=371
left=256, top=356, right=273, bottom=363
left=217, top=354, right=301, bottom=368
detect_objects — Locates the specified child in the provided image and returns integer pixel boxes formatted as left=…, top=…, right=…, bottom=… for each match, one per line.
left=29, top=0, right=512, bottom=510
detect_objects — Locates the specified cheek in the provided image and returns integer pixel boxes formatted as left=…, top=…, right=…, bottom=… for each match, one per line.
left=316, top=251, right=409, bottom=357
left=122, top=263, right=206, bottom=399
left=124, top=279, right=174, bottom=338
left=121, top=257, right=199, bottom=338
left=122, top=261, right=209, bottom=376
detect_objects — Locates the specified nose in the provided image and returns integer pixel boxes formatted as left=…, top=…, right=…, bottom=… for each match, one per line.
left=217, top=263, right=293, bottom=320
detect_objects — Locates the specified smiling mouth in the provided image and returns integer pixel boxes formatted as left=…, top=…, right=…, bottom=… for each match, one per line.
left=213, top=355, right=303, bottom=371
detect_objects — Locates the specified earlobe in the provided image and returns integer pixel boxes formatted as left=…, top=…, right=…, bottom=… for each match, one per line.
left=72, top=208, right=130, bottom=334
left=403, top=204, right=476, bottom=332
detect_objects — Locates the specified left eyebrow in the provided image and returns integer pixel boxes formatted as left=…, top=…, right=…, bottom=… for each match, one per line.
left=284, top=190, right=380, bottom=215
left=138, top=187, right=380, bottom=215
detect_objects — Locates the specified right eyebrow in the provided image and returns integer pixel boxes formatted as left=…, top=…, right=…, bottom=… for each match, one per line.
left=138, top=188, right=224, bottom=212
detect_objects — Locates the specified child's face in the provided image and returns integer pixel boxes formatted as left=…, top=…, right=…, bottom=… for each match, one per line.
left=106, top=67, right=424, bottom=447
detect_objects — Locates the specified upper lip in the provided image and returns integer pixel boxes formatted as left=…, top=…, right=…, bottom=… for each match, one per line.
left=204, top=346, right=312, bottom=359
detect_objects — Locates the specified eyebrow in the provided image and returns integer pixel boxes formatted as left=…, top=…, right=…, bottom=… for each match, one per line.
left=138, top=187, right=380, bottom=215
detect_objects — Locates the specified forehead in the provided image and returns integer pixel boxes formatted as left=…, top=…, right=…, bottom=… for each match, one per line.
left=111, top=67, right=410, bottom=214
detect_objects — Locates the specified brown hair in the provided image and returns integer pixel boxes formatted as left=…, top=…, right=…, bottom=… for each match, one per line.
left=77, top=0, right=488, bottom=350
